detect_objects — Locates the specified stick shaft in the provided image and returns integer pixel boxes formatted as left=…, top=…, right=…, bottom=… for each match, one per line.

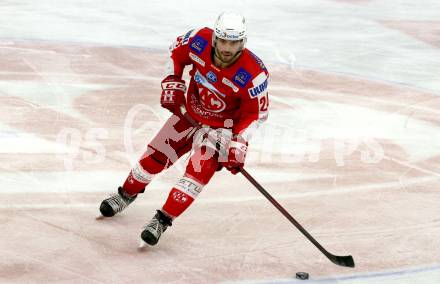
left=239, top=168, right=331, bottom=257
left=179, top=106, right=354, bottom=267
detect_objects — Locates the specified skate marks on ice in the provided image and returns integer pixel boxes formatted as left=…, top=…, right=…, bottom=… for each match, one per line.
left=1, top=39, right=440, bottom=282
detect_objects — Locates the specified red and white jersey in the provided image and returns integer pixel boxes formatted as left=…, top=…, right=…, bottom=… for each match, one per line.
left=166, top=27, right=269, bottom=139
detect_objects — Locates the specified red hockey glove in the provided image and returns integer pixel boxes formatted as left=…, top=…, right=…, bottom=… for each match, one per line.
left=160, top=75, right=186, bottom=115
left=224, top=135, right=248, bottom=175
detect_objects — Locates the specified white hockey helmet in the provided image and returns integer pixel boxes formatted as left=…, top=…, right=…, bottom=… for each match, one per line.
left=213, top=12, right=247, bottom=45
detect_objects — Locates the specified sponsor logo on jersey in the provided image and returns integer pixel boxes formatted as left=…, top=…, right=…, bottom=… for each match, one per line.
left=206, top=71, right=217, bottom=83
left=182, top=29, right=194, bottom=45
left=190, top=35, right=207, bottom=54
left=233, top=68, right=251, bottom=88
left=194, top=71, right=205, bottom=85
left=222, top=77, right=239, bottom=93
left=189, top=52, right=205, bottom=67
left=248, top=78, right=268, bottom=98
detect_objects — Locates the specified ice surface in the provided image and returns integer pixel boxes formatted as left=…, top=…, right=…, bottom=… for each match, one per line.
left=1, top=0, right=440, bottom=283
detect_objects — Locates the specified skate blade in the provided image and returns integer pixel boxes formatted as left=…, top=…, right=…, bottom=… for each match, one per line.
left=138, top=239, right=149, bottom=251
left=95, top=214, right=105, bottom=220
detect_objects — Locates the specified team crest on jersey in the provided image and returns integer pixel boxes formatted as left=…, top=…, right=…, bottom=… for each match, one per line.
left=206, top=71, right=217, bottom=83
left=194, top=70, right=226, bottom=112
left=190, top=35, right=207, bottom=54
left=233, top=68, right=251, bottom=87
left=199, top=89, right=226, bottom=112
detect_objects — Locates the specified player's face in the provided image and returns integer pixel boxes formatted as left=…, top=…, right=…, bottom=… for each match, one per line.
left=215, top=38, right=243, bottom=63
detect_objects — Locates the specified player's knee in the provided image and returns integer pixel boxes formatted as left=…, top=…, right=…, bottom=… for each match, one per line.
left=139, top=147, right=173, bottom=174
left=186, top=148, right=219, bottom=185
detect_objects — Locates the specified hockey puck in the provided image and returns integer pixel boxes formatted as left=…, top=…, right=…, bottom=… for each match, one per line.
left=295, top=272, right=309, bottom=280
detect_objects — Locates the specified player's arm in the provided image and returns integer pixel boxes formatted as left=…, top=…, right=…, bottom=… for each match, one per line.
left=161, top=29, right=197, bottom=114
left=234, top=71, right=269, bottom=139
left=225, top=71, right=269, bottom=174
left=165, top=29, right=196, bottom=78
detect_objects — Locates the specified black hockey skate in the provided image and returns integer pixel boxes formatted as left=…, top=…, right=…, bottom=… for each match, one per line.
left=99, top=187, right=137, bottom=217
left=140, top=210, right=173, bottom=246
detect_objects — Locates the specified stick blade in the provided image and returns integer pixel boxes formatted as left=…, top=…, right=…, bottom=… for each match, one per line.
left=329, top=255, right=355, bottom=268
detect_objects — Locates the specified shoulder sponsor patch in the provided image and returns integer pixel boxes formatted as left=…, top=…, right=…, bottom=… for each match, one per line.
left=233, top=68, right=251, bottom=88
left=190, top=35, right=208, bottom=54
left=248, top=72, right=268, bottom=98
left=189, top=52, right=205, bottom=67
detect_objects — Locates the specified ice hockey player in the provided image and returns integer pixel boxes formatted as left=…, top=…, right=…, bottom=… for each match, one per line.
left=99, top=11, right=269, bottom=246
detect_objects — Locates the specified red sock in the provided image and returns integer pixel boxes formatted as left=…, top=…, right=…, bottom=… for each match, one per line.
left=122, top=162, right=156, bottom=196
left=162, top=176, right=203, bottom=218
left=123, top=171, right=148, bottom=196
left=162, top=188, right=195, bottom=218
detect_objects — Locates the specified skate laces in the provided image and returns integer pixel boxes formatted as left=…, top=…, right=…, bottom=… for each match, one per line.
left=146, top=217, right=161, bottom=233
left=106, top=189, right=135, bottom=214
left=145, top=211, right=172, bottom=236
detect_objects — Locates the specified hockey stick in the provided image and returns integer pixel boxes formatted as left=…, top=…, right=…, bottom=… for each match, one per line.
left=238, top=168, right=355, bottom=268
left=179, top=106, right=355, bottom=268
